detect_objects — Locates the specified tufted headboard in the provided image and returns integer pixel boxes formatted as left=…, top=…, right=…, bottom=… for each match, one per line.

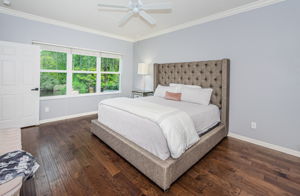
left=153, top=59, right=230, bottom=130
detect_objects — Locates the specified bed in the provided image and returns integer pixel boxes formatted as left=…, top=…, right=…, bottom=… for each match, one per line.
left=91, top=59, right=230, bottom=190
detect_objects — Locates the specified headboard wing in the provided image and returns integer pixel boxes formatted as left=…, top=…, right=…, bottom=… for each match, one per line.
left=153, top=59, right=230, bottom=130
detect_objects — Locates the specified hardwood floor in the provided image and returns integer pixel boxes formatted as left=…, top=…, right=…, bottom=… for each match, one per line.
left=21, top=115, right=300, bottom=196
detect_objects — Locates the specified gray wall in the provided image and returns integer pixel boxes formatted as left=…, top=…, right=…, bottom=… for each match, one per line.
left=0, top=13, right=133, bottom=120
left=134, top=0, right=300, bottom=151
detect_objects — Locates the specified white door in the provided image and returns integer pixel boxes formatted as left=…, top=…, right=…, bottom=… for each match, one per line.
left=0, top=41, right=40, bottom=129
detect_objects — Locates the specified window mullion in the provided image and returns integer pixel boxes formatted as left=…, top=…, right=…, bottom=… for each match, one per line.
left=40, top=69, right=67, bottom=73
left=101, top=71, right=120, bottom=74
left=72, top=71, right=97, bottom=74
left=97, top=56, right=101, bottom=93
left=66, top=53, right=73, bottom=95
left=118, top=57, right=122, bottom=93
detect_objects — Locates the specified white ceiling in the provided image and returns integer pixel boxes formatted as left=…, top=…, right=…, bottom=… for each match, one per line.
left=0, top=0, right=271, bottom=41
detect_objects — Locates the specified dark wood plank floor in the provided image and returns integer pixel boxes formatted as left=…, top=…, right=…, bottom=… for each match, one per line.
left=20, top=115, right=300, bottom=196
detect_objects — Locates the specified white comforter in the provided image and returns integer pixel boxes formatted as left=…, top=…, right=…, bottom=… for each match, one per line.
left=100, top=97, right=200, bottom=158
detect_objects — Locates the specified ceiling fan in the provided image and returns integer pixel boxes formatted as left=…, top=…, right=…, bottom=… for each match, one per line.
left=98, top=0, right=172, bottom=26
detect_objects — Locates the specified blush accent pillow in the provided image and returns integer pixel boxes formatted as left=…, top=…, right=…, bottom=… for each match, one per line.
left=165, top=91, right=182, bottom=101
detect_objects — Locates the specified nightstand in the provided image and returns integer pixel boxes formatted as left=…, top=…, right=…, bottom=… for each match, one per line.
left=132, top=90, right=154, bottom=98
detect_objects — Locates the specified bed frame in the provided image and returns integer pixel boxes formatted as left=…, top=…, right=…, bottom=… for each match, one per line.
left=91, top=59, right=230, bottom=190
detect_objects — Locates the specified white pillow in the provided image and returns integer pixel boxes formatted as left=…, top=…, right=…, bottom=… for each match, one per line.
left=170, top=83, right=202, bottom=89
left=154, top=85, right=180, bottom=97
left=181, top=87, right=213, bottom=105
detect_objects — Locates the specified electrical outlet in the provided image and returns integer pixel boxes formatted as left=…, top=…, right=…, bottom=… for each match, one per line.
left=45, top=107, right=50, bottom=113
left=251, top=121, right=257, bottom=129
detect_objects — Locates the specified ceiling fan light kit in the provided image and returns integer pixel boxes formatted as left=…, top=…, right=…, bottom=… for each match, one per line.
left=98, top=0, right=172, bottom=26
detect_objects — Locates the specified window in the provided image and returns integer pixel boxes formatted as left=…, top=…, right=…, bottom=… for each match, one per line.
left=72, top=54, right=97, bottom=94
left=40, top=51, right=67, bottom=97
left=101, top=56, right=120, bottom=92
left=37, top=43, right=121, bottom=98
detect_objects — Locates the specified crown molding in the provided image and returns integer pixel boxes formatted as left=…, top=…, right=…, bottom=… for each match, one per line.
left=0, top=0, right=286, bottom=43
left=0, top=6, right=135, bottom=42
left=135, top=0, right=286, bottom=41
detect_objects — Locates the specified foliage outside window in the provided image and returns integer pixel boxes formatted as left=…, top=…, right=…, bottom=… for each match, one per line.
left=72, top=54, right=97, bottom=95
left=101, top=57, right=120, bottom=92
left=101, top=74, right=119, bottom=92
left=39, top=47, right=121, bottom=98
left=72, top=54, right=96, bottom=71
left=72, top=73, right=97, bottom=94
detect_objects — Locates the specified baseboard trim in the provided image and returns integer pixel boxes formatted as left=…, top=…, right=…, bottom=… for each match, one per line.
left=228, top=132, right=300, bottom=158
left=39, top=111, right=97, bottom=124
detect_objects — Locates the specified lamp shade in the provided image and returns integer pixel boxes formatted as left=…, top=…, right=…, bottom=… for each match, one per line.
left=137, top=63, right=148, bottom=75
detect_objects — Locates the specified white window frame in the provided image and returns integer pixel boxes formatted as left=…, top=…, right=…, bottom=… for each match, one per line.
left=36, top=42, right=122, bottom=100
left=100, top=53, right=122, bottom=94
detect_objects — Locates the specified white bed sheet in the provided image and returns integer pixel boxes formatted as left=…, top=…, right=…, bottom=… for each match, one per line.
left=98, top=96, right=220, bottom=160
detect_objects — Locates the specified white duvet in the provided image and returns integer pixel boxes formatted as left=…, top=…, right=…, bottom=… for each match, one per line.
left=100, top=97, right=200, bottom=158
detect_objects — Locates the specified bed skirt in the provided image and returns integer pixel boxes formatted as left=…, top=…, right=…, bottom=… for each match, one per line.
left=90, top=119, right=227, bottom=190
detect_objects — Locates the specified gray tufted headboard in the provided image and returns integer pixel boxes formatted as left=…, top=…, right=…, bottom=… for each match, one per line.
left=153, top=59, right=230, bottom=130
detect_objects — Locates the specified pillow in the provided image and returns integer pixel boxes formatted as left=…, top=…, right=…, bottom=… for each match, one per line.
left=165, top=91, right=182, bottom=101
left=154, top=85, right=179, bottom=97
left=170, top=83, right=202, bottom=89
left=181, top=87, right=213, bottom=105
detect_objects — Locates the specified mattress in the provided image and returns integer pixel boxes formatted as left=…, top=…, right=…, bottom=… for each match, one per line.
left=98, top=96, right=220, bottom=160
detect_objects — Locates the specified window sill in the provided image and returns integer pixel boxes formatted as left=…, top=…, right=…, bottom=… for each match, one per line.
left=40, top=91, right=121, bottom=100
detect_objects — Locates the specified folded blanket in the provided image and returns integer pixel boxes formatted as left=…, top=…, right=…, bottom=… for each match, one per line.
left=0, top=150, right=39, bottom=185
left=100, top=97, right=200, bottom=158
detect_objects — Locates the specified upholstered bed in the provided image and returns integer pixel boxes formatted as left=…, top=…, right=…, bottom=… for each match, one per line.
left=91, top=59, right=230, bottom=190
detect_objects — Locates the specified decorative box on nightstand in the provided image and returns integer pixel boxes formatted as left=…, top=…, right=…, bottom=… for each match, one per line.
left=132, top=90, right=154, bottom=98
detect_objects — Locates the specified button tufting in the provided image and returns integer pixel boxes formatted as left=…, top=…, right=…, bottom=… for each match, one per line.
left=156, top=61, right=225, bottom=109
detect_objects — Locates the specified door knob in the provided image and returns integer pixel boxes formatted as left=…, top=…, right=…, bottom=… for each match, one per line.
left=31, top=88, right=39, bottom=91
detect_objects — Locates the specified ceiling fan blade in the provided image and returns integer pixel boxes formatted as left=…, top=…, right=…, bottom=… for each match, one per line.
left=142, top=2, right=172, bottom=10
left=118, top=11, right=135, bottom=26
left=98, top=3, right=128, bottom=9
left=139, top=10, right=156, bottom=25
